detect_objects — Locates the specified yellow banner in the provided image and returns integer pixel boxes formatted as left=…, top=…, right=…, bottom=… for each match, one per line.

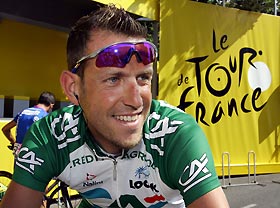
left=94, top=0, right=159, bottom=20
left=159, top=1, right=280, bottom=175
left=0, top=120, right=15, bottom=174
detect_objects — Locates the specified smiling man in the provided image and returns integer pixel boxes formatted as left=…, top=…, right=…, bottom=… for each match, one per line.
left=0, top=4, right=229, bottom=208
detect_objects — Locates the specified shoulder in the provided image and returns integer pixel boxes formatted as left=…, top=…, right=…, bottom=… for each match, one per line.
left=147, top=99, right=198, bottom=132
left=31, top=105, right=85, bottom=141
left=48, top=104, right=82, bottom=119
left=13, top=113, right=20, bottom=122
left=144, top=99, right=203, bottom=159
left=147, top=101, right=220, bottom=206
left=145, top=100, right=210, bottom=166
left=19, top=106, right=43, bottom=117
left=36, top=104, right=83, bottom=127
left=27, top=105, right=82, bottom=135
left=151, top=100, right=195, bottom=119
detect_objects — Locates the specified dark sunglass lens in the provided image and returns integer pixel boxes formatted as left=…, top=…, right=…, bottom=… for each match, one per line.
left=95, top=42, right=156, bottom=68
left=96, top=45, right=131, bottom=68
left=136, top=43, right=156, bottom=65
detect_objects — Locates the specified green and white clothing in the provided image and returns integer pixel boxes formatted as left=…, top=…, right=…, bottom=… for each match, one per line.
left=13, top=99, right=220, bottom=207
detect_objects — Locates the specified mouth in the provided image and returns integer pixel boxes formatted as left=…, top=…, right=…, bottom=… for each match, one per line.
left=114, top=114, right=140, bottom=122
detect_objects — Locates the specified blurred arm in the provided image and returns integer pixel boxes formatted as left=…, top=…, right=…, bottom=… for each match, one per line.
left=188, top=186, right=229, bottom=208
left=1, top=120, right=16, bottom=144
left=0, top=180, right=45, bottom=208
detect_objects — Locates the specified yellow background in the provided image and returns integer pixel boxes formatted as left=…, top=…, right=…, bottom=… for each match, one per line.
left=1, top=0, right=280, bottom=176
left=159, top=1, right=280, bottom=175
left=95, top=0, right=159, bottom=20
left=0, top=19, right=68, bottom=101
left=0, top=120, right=15, bottom=174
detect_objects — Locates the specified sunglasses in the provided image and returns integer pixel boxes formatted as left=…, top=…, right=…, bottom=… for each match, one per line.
left=71, top=41, right=158, bottom=73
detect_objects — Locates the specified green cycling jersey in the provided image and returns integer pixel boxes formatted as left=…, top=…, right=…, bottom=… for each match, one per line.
left=13, top=99, right=220, bottom=207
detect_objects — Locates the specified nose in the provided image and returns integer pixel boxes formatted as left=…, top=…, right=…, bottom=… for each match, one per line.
left=123, top=79, right=143, bottom=109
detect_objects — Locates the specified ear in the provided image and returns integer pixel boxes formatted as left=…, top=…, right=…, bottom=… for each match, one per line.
left=60, top=70, right=79, bottom=105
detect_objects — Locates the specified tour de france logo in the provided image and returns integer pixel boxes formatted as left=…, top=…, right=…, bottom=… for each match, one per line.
left=177, top=30, right=271, bottom=126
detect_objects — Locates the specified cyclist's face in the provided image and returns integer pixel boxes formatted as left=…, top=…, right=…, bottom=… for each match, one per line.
left=77, top=31, right=153, bottom=154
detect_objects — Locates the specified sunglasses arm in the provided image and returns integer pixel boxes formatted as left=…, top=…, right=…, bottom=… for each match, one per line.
left=71, top=63, right=81, bottom=73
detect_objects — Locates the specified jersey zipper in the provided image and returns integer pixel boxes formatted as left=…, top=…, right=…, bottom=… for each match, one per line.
left=112, top=149, right=124, bottom=181
left=113, top=159, right=118, bottom=181
left=112, top=158, right=121, bottom=207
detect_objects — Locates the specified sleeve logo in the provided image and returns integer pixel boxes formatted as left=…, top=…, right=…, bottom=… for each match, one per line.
left=16, top=147, right=44, bottom=174
left=145, top=112, right=183, bottom=156
left=51, top=112, right=81, bottom=149
left=179, top=153, right=212, bottom=192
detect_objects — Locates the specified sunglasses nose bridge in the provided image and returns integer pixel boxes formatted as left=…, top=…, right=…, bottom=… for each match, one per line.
left=131, top=50, right=143, bottom=63
left=125, top=48, right=142, bottom=64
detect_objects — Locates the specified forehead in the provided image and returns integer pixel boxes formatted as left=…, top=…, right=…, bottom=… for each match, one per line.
left=86, top=30, right=146, bottom=53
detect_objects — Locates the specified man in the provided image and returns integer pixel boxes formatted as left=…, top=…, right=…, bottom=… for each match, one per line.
left=2, top=91, right=55, bottom=156
left=0, top=4, right=229, bottom=208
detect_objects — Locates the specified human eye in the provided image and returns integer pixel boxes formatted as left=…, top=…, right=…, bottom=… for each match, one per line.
left=106, top=76, right=120, bottom=84
left=137, top=73, right=152, bottom=85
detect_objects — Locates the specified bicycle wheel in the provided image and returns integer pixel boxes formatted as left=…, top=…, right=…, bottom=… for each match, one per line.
left=0, top=171, right=12, bottom=202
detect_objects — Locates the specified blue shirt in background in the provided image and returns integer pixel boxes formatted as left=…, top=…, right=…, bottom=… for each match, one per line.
left=13, top=106, right=48, bottom=144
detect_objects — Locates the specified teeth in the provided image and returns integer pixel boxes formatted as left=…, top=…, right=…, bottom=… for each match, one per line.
left=115, top=115, right=139, bottom=122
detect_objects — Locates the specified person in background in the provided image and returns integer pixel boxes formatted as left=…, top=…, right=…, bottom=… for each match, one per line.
left=1, top=91, right=55, bottom=208
left=2, top=91, right=55, bottom=156
left=0, top=4, right=229, bottom=208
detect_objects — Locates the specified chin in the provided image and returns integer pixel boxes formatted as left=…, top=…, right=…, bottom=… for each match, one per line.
left=119, top=137, right=142, bottom=150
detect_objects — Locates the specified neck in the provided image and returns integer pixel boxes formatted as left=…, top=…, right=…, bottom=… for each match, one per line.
left=36, top=103, right=48, bottom=112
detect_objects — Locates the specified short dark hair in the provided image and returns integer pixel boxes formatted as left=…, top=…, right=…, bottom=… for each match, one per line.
left=66, top=4, right=147, bottom=72
left=37, top=91, right=55, bottom=106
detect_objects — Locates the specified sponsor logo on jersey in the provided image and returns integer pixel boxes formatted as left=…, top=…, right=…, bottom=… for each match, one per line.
left=70, top=155, right=95, bottom=168
left=16, top=147, right=44, bottom=174
left=179, top=153, right=212, bottom=192
left=144, top=194, right=165, bottom=203
left=129, top=180, right=159, bottom=193
left=51, top=112, right=81, bottom=149
left=130, top=166, right=158, bottom=192
left=145, top=111, right=183, bottom=156
left=122, top=151, right=156, bottom=169
left=83, top=173, right=103, bottom=187
left=127, top=166, right=167, bottom=206
left=86, top=173, right=96, bottom=180
left=112, top=194, right=167, bottom=207
left=135, top=166, right=150, bottom=179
